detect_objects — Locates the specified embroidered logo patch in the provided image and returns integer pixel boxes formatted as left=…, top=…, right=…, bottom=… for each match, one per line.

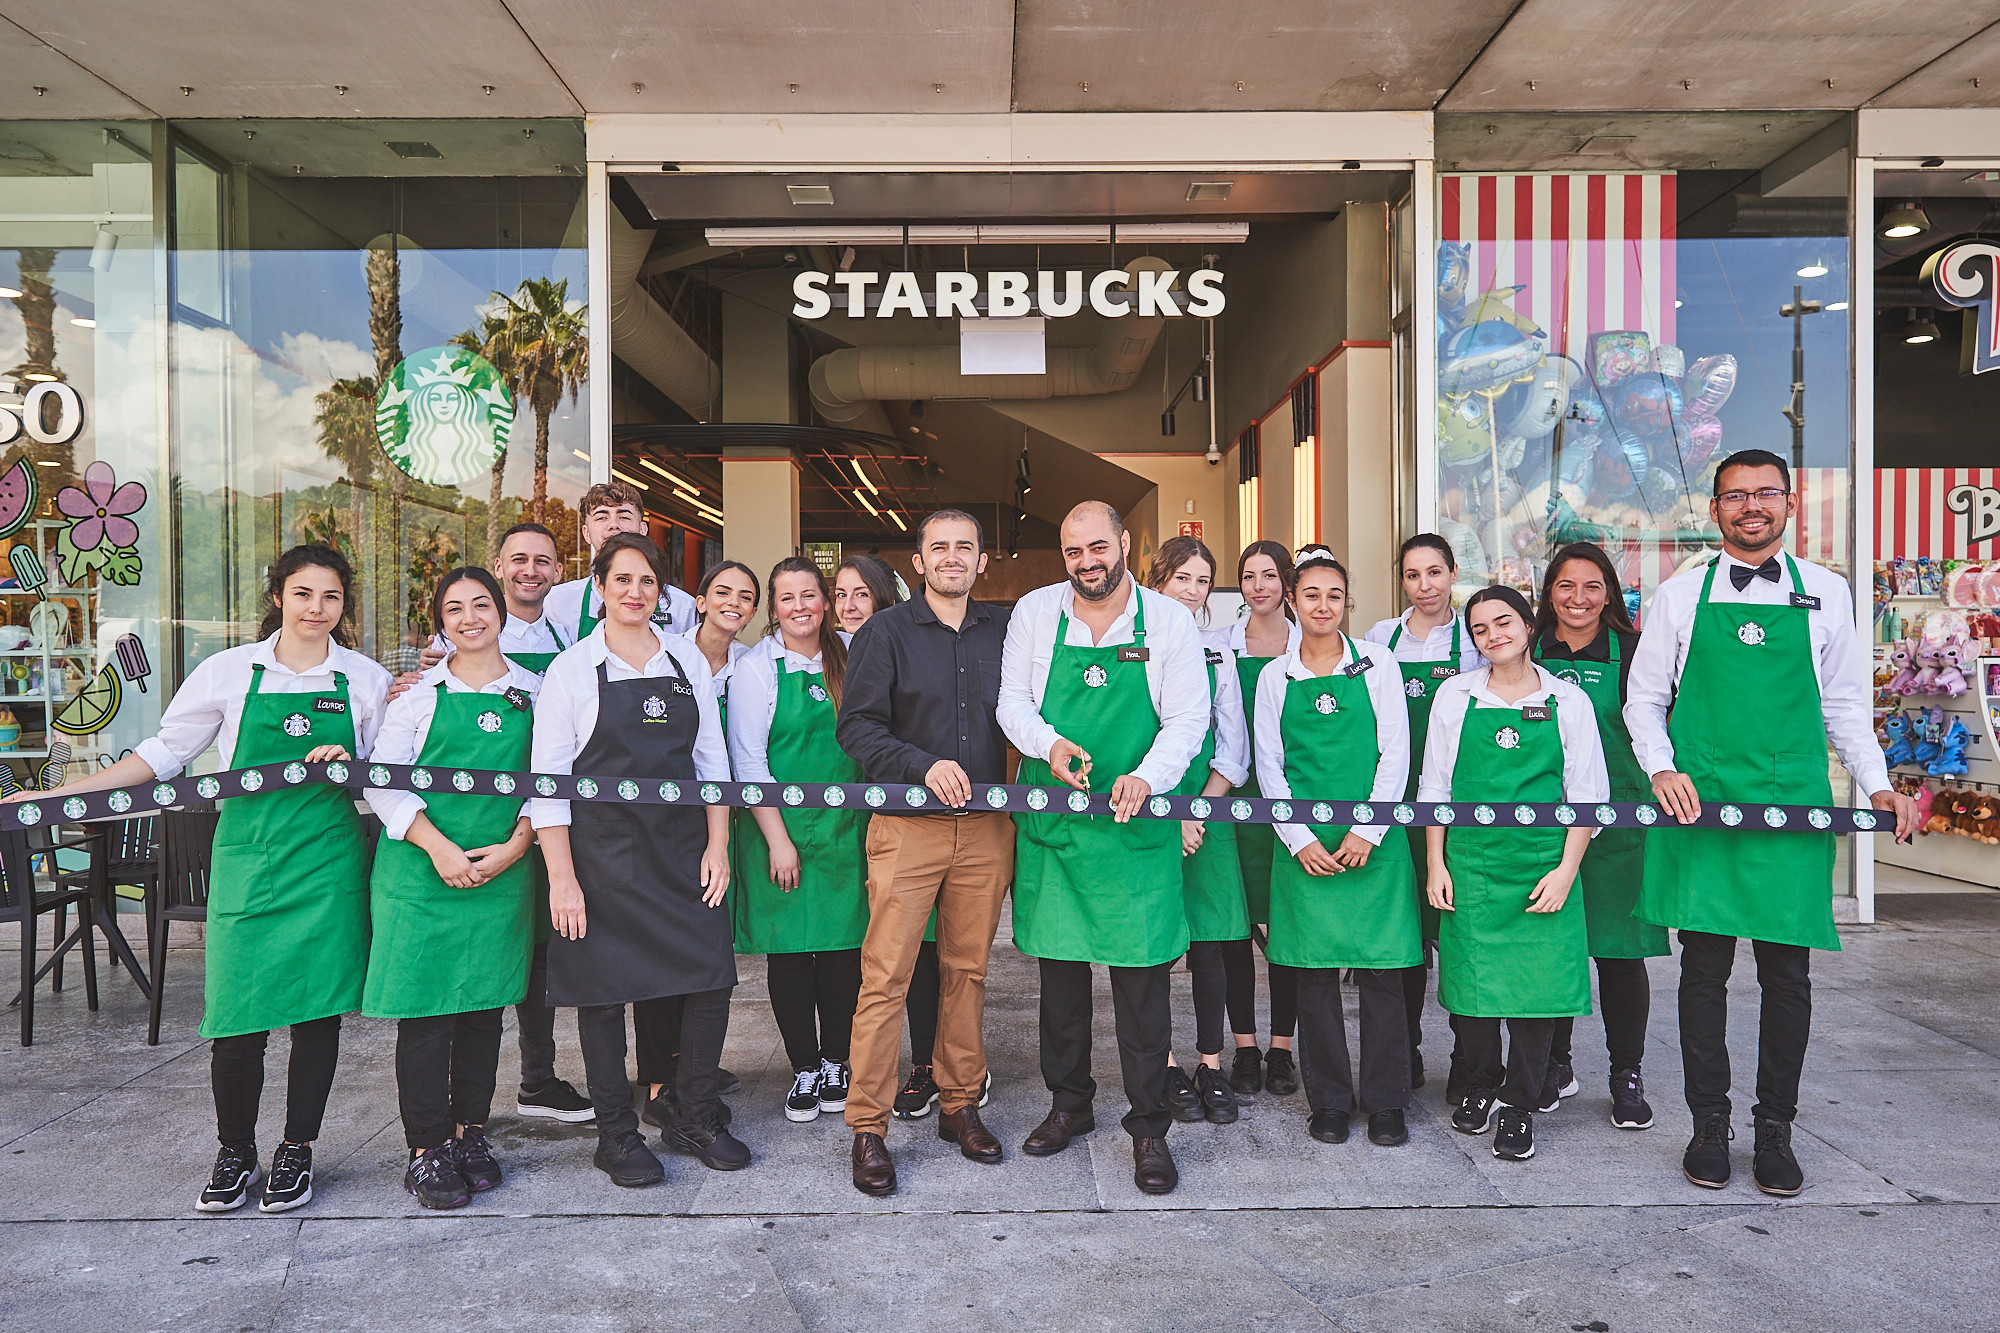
left=1083, top=664, right=1109, bottom=689
left=1556, top=667, right=1583, bottom=685
left=642, top=695, right=667, bottom=718
left=477, top=710, right=503, bottom=733
left=808, top=682, right=829, bottom=704
left=1404, top=678, right=1426, bottom=699
left=1495, top=726, right=1521, bottom=750
left=282, top=713, right=311, bottom=738
left=1737, top=622, right=1766, bottom=646
left=1314, top=692, right=1337, bottom=715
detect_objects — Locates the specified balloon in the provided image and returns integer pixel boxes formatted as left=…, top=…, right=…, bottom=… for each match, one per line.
left=1437, top=242, right=1471, bottom=328
left=1615, top=374, right=1683, bottom=438
left=1440, top=319, right=1544, bottom=397
left=1589, top=330, right=1654, bottom=388
left=1439, top=394, right=1493, bottom=468
left=1499, top=355, right=1580, bottom=440
left=1682, top=412, right=1723, bottom=469
left=1652, top=344, right=1687, bottom=380
left=1683, top=354, right=1737, bottom=416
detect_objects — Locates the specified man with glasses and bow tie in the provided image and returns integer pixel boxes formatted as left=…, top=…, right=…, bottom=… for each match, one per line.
left=1624, top=449, right=1917, bottom=1199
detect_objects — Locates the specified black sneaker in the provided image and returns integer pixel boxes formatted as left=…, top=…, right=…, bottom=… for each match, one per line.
left=517, top=1077, right=595, bottom=1124
left=1195, top=1064, right=1240, bottom=1125
left=195, top=1143, right=261, bottom=1213
left=1263, top=1047, right=1299, bottom=1096
left=1451, top=1087, right=1500, bottom=1135
left=260, top=1141, right=314, bottom=1213
left=594, top=1130, right=665, bottom=1187
left=1229, top=1046, right=1264, bottom=1095
left=785, top=1067, right=822, bottom=1122
left=666, top=1118, right=752, bottom=1171
left=817, top=1060, right=851, bottom=1112
left=1163, top=1066, right=1203, bottom=1123
left=1541, top=1061, right=1577, bottom=1109
left=643, top=1081, right=732, bottom=1129
left=1308, top=1109, right=1350, bottom=1143
left=717, top=1067, right=743, bottom=1096
left=1752, top=1116, right=1804, bottom=1197
left=1493, top=1107, right=1535, bottom=1159
left=1444, top=1053, right=1470, bottom=1109
left=1683, top=1113, right=1733, bottom=1189
left=450, top=1126, right=502, bottom=1193
left=405, top=1145, right=470, bottom=1210
left=893, top=1065, right=940, bottom=1120
left=1368, top=1109, right=1409, bottom=1146
left=1409, top=1050, right=1425, bottom=1090
left=1610, top=1066, right=1654, bottom=1130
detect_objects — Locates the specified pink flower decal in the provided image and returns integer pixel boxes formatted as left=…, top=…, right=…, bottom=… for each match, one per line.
left=56, top=462, right=145, bottom=552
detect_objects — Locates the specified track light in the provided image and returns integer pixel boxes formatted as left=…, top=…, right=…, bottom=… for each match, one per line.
left=1879, top=201, right=1930, bottom=240
left=1161, top=409, right=1176, bottom=437
left=1904, top=309, right=1939, bottom=345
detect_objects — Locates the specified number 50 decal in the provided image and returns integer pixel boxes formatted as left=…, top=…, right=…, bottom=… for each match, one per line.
left=0, top=382, right=85, bottom=446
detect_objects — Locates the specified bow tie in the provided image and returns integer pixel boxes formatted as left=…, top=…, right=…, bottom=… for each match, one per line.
left=1728, top=558, right=1781, bottom=591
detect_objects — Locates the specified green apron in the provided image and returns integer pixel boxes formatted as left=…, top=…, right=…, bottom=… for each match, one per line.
left=503, top=618, right=566, bottom=676
left=364, top=682, right=535, bottom=1018
left=1536, top=632, right=1668, bottom=960
left=1176, top=647, right=1250, bottom=942
left=1232, top=644, right=1280, bottom=924
left=1266, top=635, right=1421, bottom=970
left=200, top=664, right=371, bottom=1039
left=733, top=659, right=870, bottom=953
left=1635, top=555, right=1840, bottom=951
left=501, top=626, right=562, bottom=941
left=1388, top=617, right=1463, bottom=941
left=1437, top=696, right=1591, bottom=1018
left=574, top=586, right=601, bottom=643
left=1014, top=597, right=1189, bottom=968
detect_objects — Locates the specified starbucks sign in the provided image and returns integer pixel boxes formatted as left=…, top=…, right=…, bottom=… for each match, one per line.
left=375, top=346, right=516, bottom=487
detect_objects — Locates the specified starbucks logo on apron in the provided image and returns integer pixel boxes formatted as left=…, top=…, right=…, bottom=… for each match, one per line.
left=1495, top=726, right=1522, bottom=750
left=1404, top=677, right=1426, bottom=699
left=1188, top=796, right=1211, bottom=819
left=453, top=771, right=476, bottom=792
left=1067, top=789, right=1091, bottom=812
left=1808, top=808, right=1832, bottom=829
left=477, top=710, right=503, bottom=733
left=1763, top=805, right=1788, bottom=828
left=1027, top=788, right=1049, bottom=811
left=643, top=695, right=667, bottom=718
left=1737, top=621, right=1767, bottom=646
left=1556, top=667, right=1582, bottom=685
left=985, top=786, right=1008, bottom=809
left=808, top=682, right=829, bottom=703
left=1314, top=692, right=1337, bottom=714
left=1270, top=800, right=1292, bottom=822
left=740, top=784, right=764, bottom=805
left=282, top=712, right=311, bottom=738
left=573, top=777, right=597, bottom=799
left=658, top=781, right=680, bottom=801
left=1719, top=804, right=1743, bottom=826
left=822, top=785, right=846, bottom=807
left=1083, top=663, right=1109, bottom=689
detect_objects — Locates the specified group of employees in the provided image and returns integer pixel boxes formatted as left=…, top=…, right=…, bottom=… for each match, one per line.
left=19, top=451, right=1918, bottom=1210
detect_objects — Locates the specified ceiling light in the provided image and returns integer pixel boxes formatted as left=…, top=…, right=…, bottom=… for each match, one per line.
left=1186, top=181, right=1233, bottom=202
left=638, top=456, right=701, bottom=494
left=22, top=371, right=57, bottom=382
left=1796, top=258, right=1828, bottom=278
left=847, top=458, right=878, bottom=495
left=610, top=467, right=649, bottom=490
left=854, top=488, right=879, bottom=517
left=887, top=511, right=907, bottom=531
left=572, top=449, right=590, bottom=462
left=1826, top=300, right=1849, bottom=312
left=1879, top=200, right=1930, bottom=239
left=0, top=286, right=18, bottom=299
left=786, top=184, right=835, bottom=205
left=69, top=318, right=95, bottom=329
left=1904, top=309, right=1940, bottom=345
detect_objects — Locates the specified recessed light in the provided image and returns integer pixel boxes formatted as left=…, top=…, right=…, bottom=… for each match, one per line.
left=1186, top=181, right=1233, bottom=202
left=22, top=371, right=57, bottom=382
left=786, top=184, right=834, bottom=205
left=70, top=318, right=95, bottom=329
left=1796, top=259, right=1828, bottom=278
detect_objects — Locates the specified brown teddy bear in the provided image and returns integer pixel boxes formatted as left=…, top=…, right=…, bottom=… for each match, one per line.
left=1924, top=784, right=1961, bottom=838
left=1965, top=793, right=2000, bottom=846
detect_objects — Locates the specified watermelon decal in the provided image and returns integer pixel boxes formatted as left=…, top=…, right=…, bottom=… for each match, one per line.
left=0, top=458, right=38, bottom=540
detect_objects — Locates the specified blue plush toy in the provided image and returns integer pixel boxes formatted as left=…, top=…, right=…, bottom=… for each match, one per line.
left=1928, top=717, right=1974, bottom=778
left=1913, top=706, right=1947, bottom=767
left=1882, top=711, right=1918, bottom=768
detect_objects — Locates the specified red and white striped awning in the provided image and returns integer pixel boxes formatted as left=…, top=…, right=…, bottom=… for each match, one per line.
left=1877, top=467, right=2000, bottom=559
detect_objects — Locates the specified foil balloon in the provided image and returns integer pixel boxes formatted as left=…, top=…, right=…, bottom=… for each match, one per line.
left=1440, top=319, right=1544, bottom=397
left=1439, top=393, right=1495, bottom=468
left=1499, top=354, right=1580, bottom=440
left=1652, top=344, right=1688, bottom=380
left=1682, top=411, right=1723, bottom=469
left=1682, top=353, right=1738, bottom=417
left=1638, top=467, right=1685, bottom=508
left=1437, top=242, right=1471, bottom=331
left=1616, top=374, right=1684, bottom=438
left=1589, top=329, right=1654, bottom=388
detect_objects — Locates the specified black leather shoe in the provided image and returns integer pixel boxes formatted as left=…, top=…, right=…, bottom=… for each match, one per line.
left=1022, top=1108, right=1095, bottom=1156
left=1132, top=1137, right=1178, bottom=1194
left=1228, top=1046, right=1264, bottom=1095
left=1162, top=1065, right=1203, bottom=1123
left=1194, top=1064, right=1239, bottom=1124
left=1368, top=1109, right=1408, bottom=1146
left=851, top=1132, right=896, bottom=1197
left=1752, top=1116, right=1803, bottom=1197
left=1263, top=1047, right=1299, bottom=1096
left=593, top=1131, right=664, bottom=1188
left=1683, top=1113, right=1732, bottom=1189
left=1308, top=1109, right=1350, bottom=1144
left=938, top=1105, right=1004, bottom=1164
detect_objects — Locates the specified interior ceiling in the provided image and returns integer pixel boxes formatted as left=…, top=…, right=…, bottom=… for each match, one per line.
left=2, top=2, right=1999, bottom=120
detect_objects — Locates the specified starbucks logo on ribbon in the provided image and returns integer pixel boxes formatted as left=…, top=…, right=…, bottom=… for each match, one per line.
left=905, top=786, right=928, bottom=808
left=1231, top=799, right=1253, bottom=821
left=1737, top=622, right=1766, bottom=646
left=152, top=783, right=177, bottom=807
left=1027, top=788, right=1049, bottom=811
left=1763, top=806, right=1787, bottom=828
left=658, top=781, right=680, bottom=801
left=197, top=777, right=220, bottom=800
left=62, top=796, right=86, bottom=820
left=986, top=786, right=1008, bottom=809
left=808, top=682, right=829, bottom=704
left=1067, top=790, right=1091, bottom=812
left=1495, top=726, right=1521, bottom=750
left=741, top=784, right=764, bottom=805
left=865, top=785, right=887, bottom=807
left=700, top=783, right=723, bottom=804
left=16, top=802, right=40, bottom=825
left=1188, top=797, right=1211, bottom=819
left=1314, top=802, right=1335, bottom=823
left=618, top=780, right=639, bottom=800
left=1149, top=796, right=1172, bottom=818
left=822, top=785, right=846, bottom=807
left=574, top=777, right=596, bottom=799
left=282, top=713, right=311, bottom=738
left=536, top=775, right=558, bottom=796
left=284, top=762, right=307, bottom=785
left=1350, top=802, right=1373, bottom=824
left=1393, top=803, right=1415, bottom=824
left=493, top=773, right=515, bottom=794
left=370, top=766, right=392, bottom=787
left=1636, top=805, right=1659, bottom=826
left=108, top=790, right=132, bottom=814
left=782, top=785, right=804, bottom=806
left=325, top=762, right=348, bottom=784
left=1555, top=805, right=1577, bottom=825
left=411, top=768, right=433, bottom=790
left=1514, top=804, right=1537, bottom=824
left=477, top=711, right=503, bottom=734
left=239, top=770, right=263, bottom=792
left=1595, top=804, right=1617, bottom=825
left=1434, top=804, right=1457, bottom=825
left=1474, top=804, right=1496, bottom=824
left=1083, top=664, right=1109, bottom=689
left=453, top=771, right=475, bottom=792
left=1808, top=808, right=1831, bottom=829
left=1270, top=801, right=1292, bottom=822
left=1720, top=804, right=1743, bottom=826
left=1853, top=809, right=1878, bottom=830
left=374, top=345, right=516, bottom=488
left=1314, top=693, right=1336, bottom=715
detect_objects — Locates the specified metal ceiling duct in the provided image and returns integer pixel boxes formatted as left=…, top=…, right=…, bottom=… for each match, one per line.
left=808, top=256, right=1176, bottom=426
left=609, top=206, right=717, bottom=420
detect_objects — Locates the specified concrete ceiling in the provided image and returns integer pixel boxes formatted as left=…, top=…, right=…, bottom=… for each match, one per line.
left=0, top=2, right=1997, bottom=121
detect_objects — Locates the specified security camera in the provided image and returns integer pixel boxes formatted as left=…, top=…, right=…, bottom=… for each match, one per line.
left=1205, top=445, right=1222, bottom=466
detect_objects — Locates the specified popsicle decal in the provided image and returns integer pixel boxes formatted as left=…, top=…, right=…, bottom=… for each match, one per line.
left=53, top=461, right=145, bottom=587
left=114, top=633, right=150, bottom=693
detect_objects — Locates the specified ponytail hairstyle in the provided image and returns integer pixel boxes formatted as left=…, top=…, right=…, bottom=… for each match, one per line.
left=765, top=555, right=848, bottom=709
left=431, top=566, right=506, bottom=646
left=1397, top=532, right=1457, bottom=577
left=1144, top=534, right=1219, bottom=626
left=1236, top=539, right=1298, bottom=622
left=258, top=543, right=356, bottom=647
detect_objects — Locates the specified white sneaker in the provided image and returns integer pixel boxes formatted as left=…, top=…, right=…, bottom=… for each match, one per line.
left=818, top=1059, right=850, bottom=1111
left=785, top=1067, right=823, bottom=1122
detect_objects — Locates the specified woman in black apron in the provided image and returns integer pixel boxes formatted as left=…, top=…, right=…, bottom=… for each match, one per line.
left=533, top=533, right=746, bottom=1186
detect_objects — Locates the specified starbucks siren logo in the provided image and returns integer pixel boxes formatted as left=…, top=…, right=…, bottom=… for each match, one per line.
left=375, top=346, right=516, bottom=488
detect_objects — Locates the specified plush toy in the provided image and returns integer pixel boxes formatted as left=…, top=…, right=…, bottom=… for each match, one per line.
left=1895, top=776, right=1938, bottom=834
left=1882, top=711, right=1918, bottom=768
left=1934, top=637, right=1971, bottom=699
left=1929, top=717, right=1974, bottom=778
left=1909, top=644, right=1942, bottom=696
left=1923, top=785, right=1957, bottom=837
left=1888, top=640, right=1920, bottom=695
left=1913, top=706, right=1947, bottom=767
left=1966, top=794, right=2000, bottom=846
left=1942, top=788, right=1976, bottom=837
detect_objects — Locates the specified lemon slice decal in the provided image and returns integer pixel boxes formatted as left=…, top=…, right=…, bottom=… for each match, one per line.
left=52, top=664, right=121, bottom=737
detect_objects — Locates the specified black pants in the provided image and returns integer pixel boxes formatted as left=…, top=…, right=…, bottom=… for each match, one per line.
left=1401, top=959, right=1429, bottom=1053
left=1186, top=940, right=1226, bottom=1056
left=1550, top=956, right=1651, bottom=1073
left=1039, top=957, right=1172, bottom=1139
left=395, top=1009, right=503, bottom=1150
left=516, top=937, right=583, bottom=1089
left=768, top=949, right=863, bottom=1072
left=904, top=938, right=941, bottom=1066
left=632, top=993, right=680, bottom=1087
left=1220, top=937, right=1297, bottom=1039
left=577, top=989, right=731, bottom=1141
left=1457, top=1015, right=1555, bottom=1111
left=211, top=1015, right=341, bottom=1148
left=1296, top=967, right=1410, bottom=1114
left=1678, top=931, right=1811, bottom=1123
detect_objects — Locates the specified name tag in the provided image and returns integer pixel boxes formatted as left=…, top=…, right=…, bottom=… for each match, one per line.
left=1789, top=592, right=1821, bottom=610
left=312, top=698, right=347, bottom=714
left=1343, top=657, right=1372, bottom=677
left=503, top=687, right=531, bottom=712
left=1429, top=664, right=1459, bottom=680
left=669, top=679, right=695, bottom=696
left=1117, top=646, right=1149, bottom=663
left=1204, top=647, right=1224, bottom=666
left=1520, top=704, right=1553, bottom=722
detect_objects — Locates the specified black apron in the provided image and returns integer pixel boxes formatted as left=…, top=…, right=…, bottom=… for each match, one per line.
left=545, top=653, right=737, bottom=1005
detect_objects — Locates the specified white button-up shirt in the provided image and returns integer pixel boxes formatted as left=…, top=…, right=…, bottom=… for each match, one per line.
left=1253, top=636, right=1411, bottom=852
left=1622, top=551, right=1889, bottom=797
left=527, top=624, right=728, bottom=829
left=1216, top=613, right=1302, bottom=660
left=134, top=634, right=390, bottom=780
left=1364, top=609, right=1489, bottom=674
left=544, top=576, right=698, bottom=641
left=363, top=658, right=541, bottom=839
left=1197, top=630, right=1251, bottom=789
left=724, top=630, right=852, bottom=784
left=1417, top=664, right=1610, bottom=806
left=997, top=578, right=1208, bottom=796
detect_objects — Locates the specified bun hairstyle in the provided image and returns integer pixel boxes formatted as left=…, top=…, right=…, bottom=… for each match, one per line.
left=1145, top=534, right=1219, bottom=624
left=1236, top=539, right=1298, bottom=622
left=1397, top=533, right=1457, bottom=575
left=259, top=543, right=356, bottom=646
left=1292, top=544, right=1347, bottom=582
left=765, top=555, right=848, bottom=709
left=431, top=566, right=505, bottom=640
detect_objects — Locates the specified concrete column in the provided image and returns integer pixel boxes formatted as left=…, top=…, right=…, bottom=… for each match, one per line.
left=720, top=292, right=800, bottom=623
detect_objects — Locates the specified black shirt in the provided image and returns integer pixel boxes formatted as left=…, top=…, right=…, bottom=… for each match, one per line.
left=836, top=593, right=1011, bottom=792
left=1533, top=624, right=1638, bottom=699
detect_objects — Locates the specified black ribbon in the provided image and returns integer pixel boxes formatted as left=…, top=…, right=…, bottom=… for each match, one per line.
left=0, top=761, right=1890, bottom=836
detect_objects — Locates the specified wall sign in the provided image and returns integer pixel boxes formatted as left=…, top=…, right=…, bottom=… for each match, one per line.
left=792, top=268, right=1225, bottom=320
left=375, top=346, right=517, bottom=488
left=1949, top=484, right=2000, bottom=546
left=1925, top=240, right=2000, bottom=374
left=0, top=381, right=86, bottom=446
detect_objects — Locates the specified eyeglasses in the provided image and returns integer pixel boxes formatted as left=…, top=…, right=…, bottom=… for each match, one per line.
left=1715, top=488, right=1789, bottom=509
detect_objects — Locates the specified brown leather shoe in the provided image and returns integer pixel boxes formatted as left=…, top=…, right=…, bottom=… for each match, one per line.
left=851, top=1132, right=896, bottom=1197
left=937, top=1105, right=1003, bottom=1164
left=1132, top=1137, right=1178, bottom=1194
left=1021, top=1107, right=1095, bottom=1157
